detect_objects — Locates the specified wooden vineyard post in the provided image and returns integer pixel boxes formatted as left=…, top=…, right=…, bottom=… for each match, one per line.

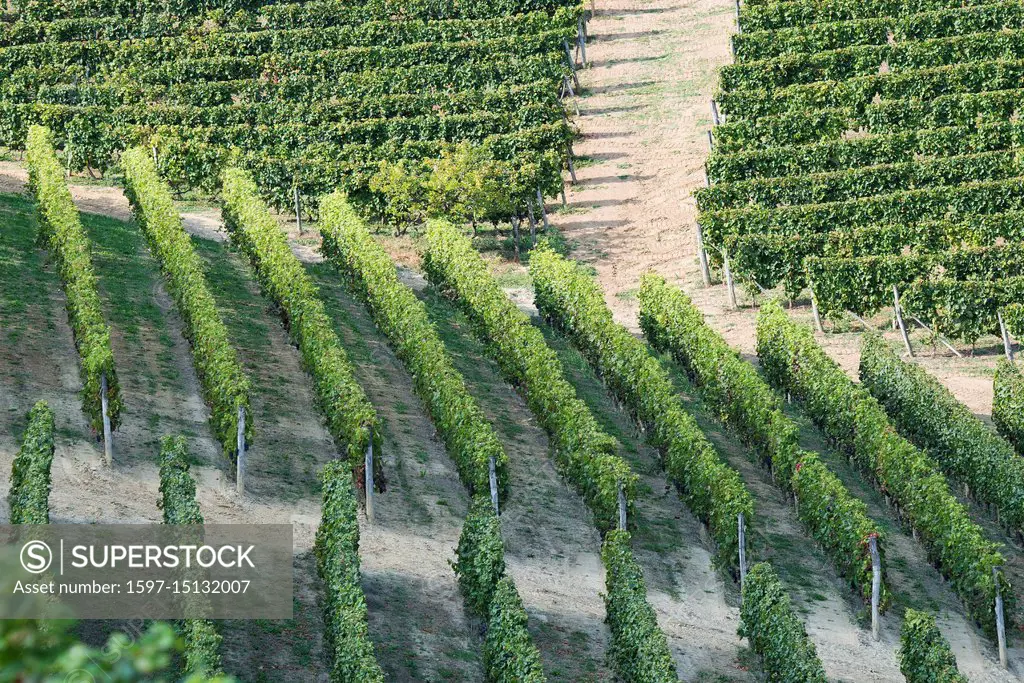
left=562, top=77, right=581, bottom=115
left=892, top=286, right=914, bottom=357
left=151, top=144, right=158, bottom=166
left=561, top=184, right=568, bottom=206
left=236, top=405, right=246, bottom=495
left=577, top=17, right=588, bottom=66
left=489, top=456, right=499, bottom=513
left=998, top=310, right=1014, bottom=362
left=869, top=535, right=881, bottom=641
left=810, top=290, right=825, bottom=333
left=365, top=440, right=375, bottom=523
left=696, top=224, right=712, bottom=287
left=527, top=201, right=538, bottom=245
left=66, top=138, right=73, bottom=177
left=100, top=372, right=113, bottom=466
left=910, top=316, right=963, bottom=357
left=994, top=567, right=1008, bottom=667
left=293, top=186, right=303, bottom=236
left=706, top=130, right=714, bottom=152
left=710, top=100, right=721, bottom=126
left=512, top=216, right=521, bottom=263
left=536, top=188, right=550, bottom=230
left=738, top=513, right=747, bottom=593
left=567, top=148, right=578, bottom=183
left=617, top=482, right=627, bottom=531
left=722, top=248, right=738, bottom=310
left=563, top=39, right=580, bottom=89
left=734, top=0, right=742, bottom=33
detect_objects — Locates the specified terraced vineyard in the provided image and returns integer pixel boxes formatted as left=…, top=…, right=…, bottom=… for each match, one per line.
left=701, top=0, right=1024, bottom=344
left=2, top=0, right=1024, bottom=681
left=0, top=0, right=579, bottom=214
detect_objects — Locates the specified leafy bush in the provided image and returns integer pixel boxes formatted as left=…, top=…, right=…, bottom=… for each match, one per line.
left=993, top=358, right=1024, bottom=456
left=220, top=167, right=379, bottom=474
left=528, top=246, right=753, bottom=569
left=602, top=531, right=678, bottom=682
left=314, top=461, right=385, bottom=682
left=25, top=125, right=121, bottom=434
left=0, top=617, right=235, bottom=682
left=739, top=563, right=827, bottom=682
left=122, top=147, right=252, bottom=459
left=861, top=334, right=1024, bottom=534
left=756, top=301, right=1012, bottom=635
left=422, top=221, right=634, bottom=533
left=898, top=609, right=968, bottom=683
left=156, top=435, right=222, bottom=678
left=9, top=401, right=55, bottom=525
left=638, top=275, right=884, bottom=605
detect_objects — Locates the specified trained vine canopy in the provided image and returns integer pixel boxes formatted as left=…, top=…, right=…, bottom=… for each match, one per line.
left=2, top=0, right=582, bottom=220
left=699, top=0, right=1024, bottom=335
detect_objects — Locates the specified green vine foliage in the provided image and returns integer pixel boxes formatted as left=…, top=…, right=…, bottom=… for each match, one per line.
left=9, top=400, right=55, bottom=525
left=314, top=460, right=386, bottom=683
left=422, top=221, right=634, bottom=534
left=25, top=125, right=122, bottom=434
left=738, top=563, right=827, bottom=682
left=993, top=358, right=1024, bottom=456
left=157, top=435, right=203, bottom=526
left=318, top=192, right=508, bottom=500
left=638, top=276, right=884, bottom=606
left=122, top=147, right=252, bottom=460
left=483, top=577, right=547, bottom=683
left=220, top=167, right=379, bottom=476
left=528, top=246, right=753, bottom=569
left=898, top=609, right=968, bottom=683
left=452, top=495, right=508, bottom=617
left=14, top=0, right=579, bottom=23
left=1, top=2, right=577, bottom=221
left=156, top=435, right=223, bottom=678
left=756, top=301, right=1012, bottom=635
left=601, top=531, right=678, bottom=682
left=0, top=617, right=236, bottom=682
left=1005, top=302, right=1024, bottom=339
left=902, top=275, right=1024, bottom=343
left=860, top=334, right=1024, bottom=535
